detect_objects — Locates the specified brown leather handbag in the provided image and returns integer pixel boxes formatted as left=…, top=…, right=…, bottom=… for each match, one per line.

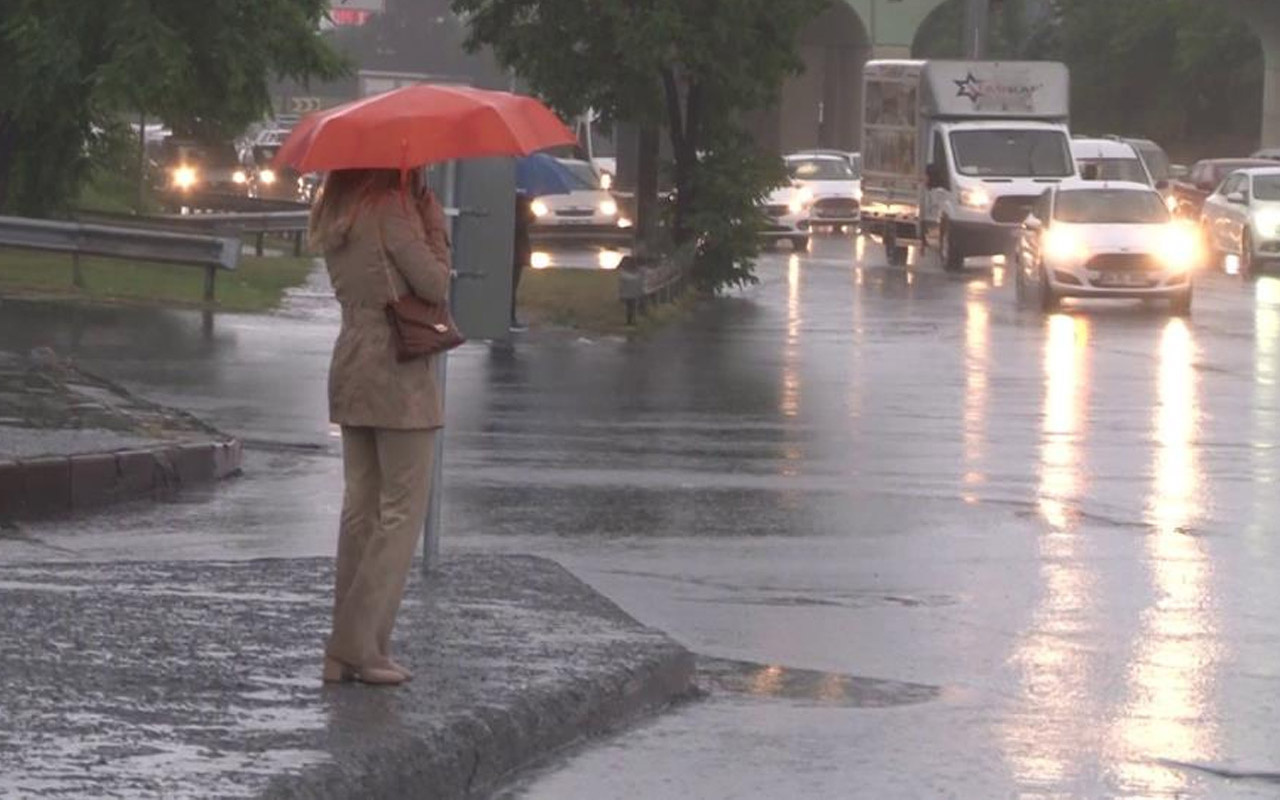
left=380, top=236, right=465, bottom=362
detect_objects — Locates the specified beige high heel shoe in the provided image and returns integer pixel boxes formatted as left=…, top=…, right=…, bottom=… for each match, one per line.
left=374, top=656, right=413, bottom=681
left=322, top=657, right=407, bottom=686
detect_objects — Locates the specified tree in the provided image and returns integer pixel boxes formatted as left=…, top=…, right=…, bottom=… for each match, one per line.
left=913, top=0, right=1263, bottom=159
left=0, top=0, right=345, bottom=216
left=452, top=0, right=827, bottom=291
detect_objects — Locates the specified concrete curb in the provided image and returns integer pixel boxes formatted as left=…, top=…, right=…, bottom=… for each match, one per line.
left=264, top=560, right=698, bottom=800
left=0, top=438, right=242, bottom=520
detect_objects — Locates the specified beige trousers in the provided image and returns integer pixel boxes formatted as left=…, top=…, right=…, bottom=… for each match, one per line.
left=327, top=425, right=437, bottom=668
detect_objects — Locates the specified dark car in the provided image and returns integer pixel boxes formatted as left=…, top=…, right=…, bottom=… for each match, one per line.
left=1170, top=158, right=1276, bottom=219
left=155, top=138, right=251, bottom=197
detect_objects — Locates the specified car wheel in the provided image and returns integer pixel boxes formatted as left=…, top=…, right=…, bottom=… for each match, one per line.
left=940, top=220, right=964, bottom=273
left=1242, top=231, right=1257, bottom=280
left=1170, top=287, right=1193, bottom=317
left=1014, top=257, right=1027, bottom=305
left=1039, top=269, right=1059, bottom=312
left=791, top=236, right=810, bottom=251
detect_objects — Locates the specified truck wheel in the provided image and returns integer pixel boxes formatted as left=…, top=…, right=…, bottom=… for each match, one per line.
left=940, top=220, right=964, bottom=273
left=886, top=243, right=908, bottom=266
left=1039, top=269, right=1060, bottom=313
left=1170, top=287, right=1192, bottom=317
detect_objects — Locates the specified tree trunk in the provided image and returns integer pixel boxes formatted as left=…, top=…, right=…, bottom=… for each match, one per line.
left=661, top=67, right=702, bottom=246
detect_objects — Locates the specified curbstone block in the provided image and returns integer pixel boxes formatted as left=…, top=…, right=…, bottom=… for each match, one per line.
left=173, top=443, right=217, bottom=485
left=19, top=457, right=72, bottom=516
left=0, top=461, right=23, bottom=518
left=69, top=453, right=120, bottom=510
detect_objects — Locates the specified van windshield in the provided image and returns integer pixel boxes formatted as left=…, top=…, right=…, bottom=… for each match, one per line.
left=1077, top=158, right=1150, bottom=184
left=950, top=129, right=1074, bottom=178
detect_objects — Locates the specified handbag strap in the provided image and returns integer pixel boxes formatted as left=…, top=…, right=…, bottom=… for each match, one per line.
left=374, top=215, right=402, bottom=304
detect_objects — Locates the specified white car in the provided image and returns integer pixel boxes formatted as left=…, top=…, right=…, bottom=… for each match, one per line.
left=1200, top=166, right=1280, bottom=279
left=759, top=184, right=811, bottom=250
left=784, top=153, right=861, bottom=229
left=1015, top=181, right=1200, bottom=315
left=1070, top=138, right=1154, bottom=187
left=530, top=159, right=628, bottom=236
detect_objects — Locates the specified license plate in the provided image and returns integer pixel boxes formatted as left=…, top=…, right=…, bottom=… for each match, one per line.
left=1094, top=272, right=1152, bottom=287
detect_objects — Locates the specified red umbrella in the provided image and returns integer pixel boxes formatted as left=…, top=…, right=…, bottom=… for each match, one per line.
left=273, top=84, right=578, bottom=173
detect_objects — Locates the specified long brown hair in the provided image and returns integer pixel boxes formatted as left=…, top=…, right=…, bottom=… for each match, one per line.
left=308, top=169, right=418, bottom=251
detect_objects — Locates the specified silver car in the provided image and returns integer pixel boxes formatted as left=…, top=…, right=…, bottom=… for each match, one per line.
left=1200, top=166, right=1280, bottom=279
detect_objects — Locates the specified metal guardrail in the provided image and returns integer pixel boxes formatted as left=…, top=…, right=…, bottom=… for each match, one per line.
left=617, top=244, right=694, bottom=325
left=0, top=215, right=240, bottom=302
left=76, top=209, right=311, bottom=256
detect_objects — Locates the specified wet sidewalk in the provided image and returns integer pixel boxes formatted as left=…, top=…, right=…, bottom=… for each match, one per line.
left=0, top=554, right=695, bottom=799
left=0, top=348, right=241, bottom=519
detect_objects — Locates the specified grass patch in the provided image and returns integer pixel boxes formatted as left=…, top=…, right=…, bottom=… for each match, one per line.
left=517, top=267, right=692, bottom=335
left=0, top=247, right=315, bottom=313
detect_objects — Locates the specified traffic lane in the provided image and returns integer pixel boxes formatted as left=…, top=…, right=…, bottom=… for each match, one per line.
left=490, top=235, right=1280, bottom=798
left=5, top=232, right=1280, bottom=794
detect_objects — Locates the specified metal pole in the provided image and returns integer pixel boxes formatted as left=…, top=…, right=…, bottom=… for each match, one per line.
left=422, top=159, right=458, bottom=574
left=965, top=0, right=990, bottom=59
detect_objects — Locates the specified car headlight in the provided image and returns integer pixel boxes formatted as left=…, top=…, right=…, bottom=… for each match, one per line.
left=1157, top=223, right=1203, bottom=272
left=259, top=169, right=277, bottom=185
left=600, top=172, right=613, bottom=191
left=788, top=188, right=814, bottom=215
left=1042, top=227, right=1087, bottom=263
left=531, top=199, right=550, bottom=218
left=853, top=186, right=863, bottom=202
left=599, top=198, right=618, bottom=217
left=1254, top=208, right=1280, bottom=235
left=959, top=187, right=992, bottom=209
left=232, top=170, right=248, bottom=185
left=172, top=166, right=198, bottom=190
left=1165, top=194, right=1179, bottom=213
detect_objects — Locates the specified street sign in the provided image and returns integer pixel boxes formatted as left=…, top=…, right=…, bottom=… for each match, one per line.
left=288, top=97, right=323, bottom=114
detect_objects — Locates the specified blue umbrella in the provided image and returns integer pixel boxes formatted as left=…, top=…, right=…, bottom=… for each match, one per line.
left=516, top=153, right=578, bottom=197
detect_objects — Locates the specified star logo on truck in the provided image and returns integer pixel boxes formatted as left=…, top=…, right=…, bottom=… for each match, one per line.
left=955, top=73, right=983, bottom=102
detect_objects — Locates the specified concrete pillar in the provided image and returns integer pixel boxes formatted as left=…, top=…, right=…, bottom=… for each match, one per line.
left=1264, top=30, right=1280, bottom=148
left=1227, top=0, right=1280, bottom=149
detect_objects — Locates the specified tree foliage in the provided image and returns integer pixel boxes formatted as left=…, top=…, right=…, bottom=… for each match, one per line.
left=452, top=0, right=826, bottom=292
left=0, top=0, right=346, bottom=216
left=913, top=0, right=1263, bottom=159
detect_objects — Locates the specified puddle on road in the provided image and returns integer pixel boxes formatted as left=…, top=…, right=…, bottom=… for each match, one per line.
left=697, top=656, right=940, bottom=708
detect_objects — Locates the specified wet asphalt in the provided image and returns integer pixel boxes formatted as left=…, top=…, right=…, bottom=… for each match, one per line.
left=3, top=234, right=1280, bottom=797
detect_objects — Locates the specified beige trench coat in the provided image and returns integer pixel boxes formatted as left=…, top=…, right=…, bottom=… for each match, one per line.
left=324, top=192, right=451, bottom=430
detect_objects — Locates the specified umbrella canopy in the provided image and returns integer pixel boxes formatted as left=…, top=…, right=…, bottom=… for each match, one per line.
left=273, top=85, right=577, bottom=173
left=515, top=153, right=581, bottom=197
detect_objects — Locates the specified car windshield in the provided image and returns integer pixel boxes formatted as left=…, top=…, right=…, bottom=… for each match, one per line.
left=1077, top=158, right=1149, bottom=184
left=1212, top=162, right=1272, bottom=183
left=161, top=142, right=241, bottom=168
left=788, top=158, right=854, bottom=180
left=950, top=130, right=1074, bottom=178
left=560, top=161, right=601, bottom=190
left=1054, top=189, right=1169, bottom=224
left=1254, top=176, right=1280, bottom=201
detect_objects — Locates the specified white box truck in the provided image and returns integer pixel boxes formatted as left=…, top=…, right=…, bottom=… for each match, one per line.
left=860, top=60, right=1076, bottom=270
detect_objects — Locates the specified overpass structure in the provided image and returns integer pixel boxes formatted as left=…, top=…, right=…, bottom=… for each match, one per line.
left=757, top=0, right=1280, bottom=154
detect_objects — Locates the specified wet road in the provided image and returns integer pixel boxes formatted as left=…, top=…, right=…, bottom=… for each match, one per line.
left=3, top=235, right=1280, bottom=797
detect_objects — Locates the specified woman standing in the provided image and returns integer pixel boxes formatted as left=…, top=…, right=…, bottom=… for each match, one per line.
left=308, top=169, right=451, bottom=686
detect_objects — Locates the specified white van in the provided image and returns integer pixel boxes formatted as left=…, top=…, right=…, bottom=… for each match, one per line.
left=1070, top=138, right=1154, bottom=187
left=861, top=60, right=1077, bottom=271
